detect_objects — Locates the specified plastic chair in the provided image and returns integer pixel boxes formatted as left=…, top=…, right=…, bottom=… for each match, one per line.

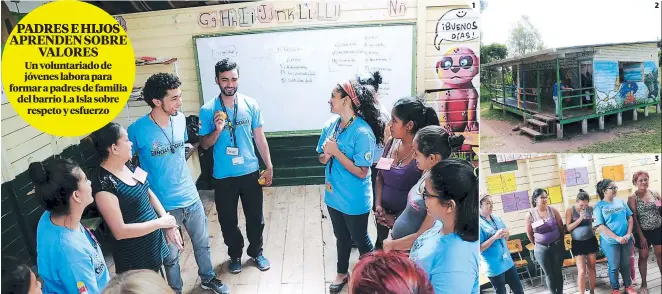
left=507, top=239, right=534, bottom=286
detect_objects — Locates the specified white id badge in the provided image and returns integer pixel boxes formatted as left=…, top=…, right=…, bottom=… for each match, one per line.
left=232, top=156, right=244, bottom=166
left=132, top=166, right=148, bottom=184
left=502, top=252, right=510, bottom=260
left=226, top=147, right=239, bottom=156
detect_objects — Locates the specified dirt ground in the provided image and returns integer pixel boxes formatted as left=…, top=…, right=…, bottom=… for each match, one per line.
left=480, top=110, right=655, bottom=153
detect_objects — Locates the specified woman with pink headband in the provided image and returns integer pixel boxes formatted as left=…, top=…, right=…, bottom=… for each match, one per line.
left=316, top=79, right=386, bottom=293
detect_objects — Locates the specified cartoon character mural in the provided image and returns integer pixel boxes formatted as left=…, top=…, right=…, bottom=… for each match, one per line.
left=436, top=47, right=479, bottom=132
left=432, top=7, right=480, bottom=133
left=594, top=60, right=656, bottom=113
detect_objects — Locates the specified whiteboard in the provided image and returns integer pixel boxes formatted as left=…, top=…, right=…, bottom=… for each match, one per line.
left=193, top=24, right=415, bottom=133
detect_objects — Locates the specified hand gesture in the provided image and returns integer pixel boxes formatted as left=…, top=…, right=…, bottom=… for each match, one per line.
left=259, top=168, right=274, bottom=186
left=495, top=229, right=506, bottom=239
left=579, top=209, right=586, bottom=220
left=383, top=237, right=394, bottom=253
left=382, top=213, right=396, bottom=227
left=214, top=111, right=227, bottom=131
left=156, top=213, right=178, bottom=229
left=375, top=206, right=385, bottom=218
left=166, top=227, right=184, bottom=250
left=322, top=138, right=340, bottom=157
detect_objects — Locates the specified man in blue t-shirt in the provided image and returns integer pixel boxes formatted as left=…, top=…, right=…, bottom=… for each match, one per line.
left=128, top=73, right=229, bottom=294
left=199, top=58, right=274, bottom=274
left=552, top=80, right=573, bottom=116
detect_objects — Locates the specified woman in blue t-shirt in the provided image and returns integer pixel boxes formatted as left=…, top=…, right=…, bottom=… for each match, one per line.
left=410, top=158, right=480, bottom=293
left=317, top=79, right=385, bottom=293
left=593, top=179, right=637, bottom=294
left=30, top=158, right=110, bottom=294
left=479, top=194, right=524, bottom=294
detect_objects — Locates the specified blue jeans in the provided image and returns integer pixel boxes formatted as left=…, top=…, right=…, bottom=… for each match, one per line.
left=488, top=265, right=524, bottom=294
left=163, top=200, right=215, bottom=294
left=601, top=238, right=633, bottom=290
left=534, top=240, right=564, bottom=294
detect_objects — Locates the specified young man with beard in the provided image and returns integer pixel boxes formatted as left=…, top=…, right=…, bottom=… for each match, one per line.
left=127, top=73, right=230, bottom=294
left=199, top=58, right=274, bottom=274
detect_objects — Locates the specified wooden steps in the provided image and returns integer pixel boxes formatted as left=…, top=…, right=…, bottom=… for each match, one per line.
left=526, top=119, right=547, bottom=128
left=532, top=113, right=557, bottom=123
left=520, top=126, right=543, bottom=138
left=517, top=113, right=558, bottom=141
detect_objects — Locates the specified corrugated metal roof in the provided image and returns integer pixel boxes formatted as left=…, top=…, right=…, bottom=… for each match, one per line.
left=484, top=40, right=660, bottom=68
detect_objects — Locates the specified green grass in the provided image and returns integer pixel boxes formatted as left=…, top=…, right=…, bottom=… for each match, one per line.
left=573, top=105, right=661, bottom=153
left=479, top=100, right=522, bottom=124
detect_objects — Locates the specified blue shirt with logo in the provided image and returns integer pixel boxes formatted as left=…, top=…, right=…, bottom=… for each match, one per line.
left=316, top=116, right=375, bottom=215
left=593, top=198, right=633, bottom=245
left=479, top=214, right=514, bottom=277
left=410, top=220, right=480, bottom=294
left=37, top=211, right=110, bottom=294
left=128, top=112, right=198, bottom=211
left=199, top=94, right=264, bottom=179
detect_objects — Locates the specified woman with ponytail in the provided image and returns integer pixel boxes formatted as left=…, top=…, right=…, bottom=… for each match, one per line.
left=382, top=125, right=464, bottom=253
left=372, top=97, right=439, bottom=249
left=565, top=189, right=599, bottom=294
left=409, top=158, right=479, bottom=293
left=356, top=71, right=391, bottom=217
left=316, top=79, right=385, bottom=293
left=29, top=158, right=110, bottom=293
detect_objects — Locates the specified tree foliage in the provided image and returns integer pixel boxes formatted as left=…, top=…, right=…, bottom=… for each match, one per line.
left=480, top=43, right=508, bottom=86
left=507, top=15, right=545, bottom=57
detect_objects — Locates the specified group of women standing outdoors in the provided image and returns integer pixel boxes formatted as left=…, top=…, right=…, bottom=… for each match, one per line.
left=316, top=71, right=480, bottom=293
left=479, top=170, right=661, bottom=294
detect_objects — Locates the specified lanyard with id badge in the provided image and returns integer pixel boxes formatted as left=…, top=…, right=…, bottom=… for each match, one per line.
left=220, top=96, right=244, bottom=166
left=325, top=116, right=355, bottom=193
left=482, top=215, right=510, bottom=261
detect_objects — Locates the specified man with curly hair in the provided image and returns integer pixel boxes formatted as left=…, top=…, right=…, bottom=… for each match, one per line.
left=127, top=72, right=230, bottom=294
left=199, top=58, right=273, bottom=274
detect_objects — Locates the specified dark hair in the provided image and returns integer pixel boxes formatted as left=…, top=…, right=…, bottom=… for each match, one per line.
left=531, top=188, right=548, bottom=207
left=349, top=251, right=434, bottom=294
left=356, top=71, right=383, bottom=92
left=413, top=125, right=464, bottom=159
left=215, top=58, right=238, bottom=79
left=632, top=170, right=649, bottom=185
left=142, top=73, right=182, bottom=108
left=90, top=122, right=123, bottom=161
left=1, top=256, right=32, bottom=294
left=428, top=158, right=479, bottom=242
left=28, top=158, right=82, bottom=216
left=336, top=82, right=386, bottom=145
left=393, top=97, right=440, bottom=135
left=596, top=179, right=613, bottom=200
left=479, top=194, right=491, bottom=205
left=577, top=189, right=590, bottom=202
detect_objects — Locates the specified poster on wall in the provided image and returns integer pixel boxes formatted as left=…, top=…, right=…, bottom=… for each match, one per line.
left=564, top=154, right=590, bottom=169
left=428, top=7, right=480, bottom=135
left=564, top=167, right=589, bottom=187
left=501, top=190, right=531, bottom=213
left=602, top=164, right=625, bottom=181
left=487, top=173, right=516, bottom=194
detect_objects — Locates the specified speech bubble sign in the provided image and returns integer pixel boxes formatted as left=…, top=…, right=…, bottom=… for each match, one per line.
left=434, top=8, right=480, bottom=50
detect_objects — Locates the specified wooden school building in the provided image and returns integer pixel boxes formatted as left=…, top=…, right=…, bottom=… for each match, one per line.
left=1, top=0, right=481, bottom=289
left=478, top=153, right=661, bottom=291
left=483, top=41, right=661, bottom=140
